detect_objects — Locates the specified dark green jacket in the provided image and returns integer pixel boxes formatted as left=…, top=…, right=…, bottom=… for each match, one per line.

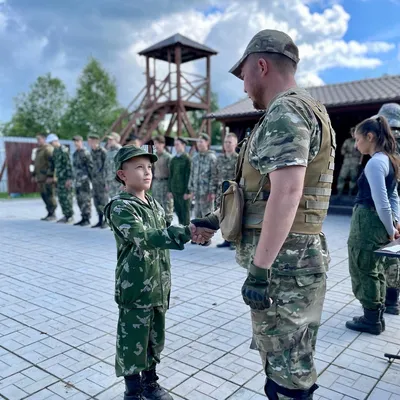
left=104, top=192, right=191, bottom=308
left=168, top=153, right=191, bottom=194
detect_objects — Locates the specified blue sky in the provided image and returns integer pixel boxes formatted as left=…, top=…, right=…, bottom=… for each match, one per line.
left=0, top=0, right=400, bottom=124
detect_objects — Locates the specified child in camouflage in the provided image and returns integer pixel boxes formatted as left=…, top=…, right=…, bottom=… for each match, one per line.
left=104, top=145, right=211, bottom=400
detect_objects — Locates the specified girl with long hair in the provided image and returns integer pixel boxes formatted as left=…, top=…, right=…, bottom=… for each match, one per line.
left=346, top=115, right=400, bottom=335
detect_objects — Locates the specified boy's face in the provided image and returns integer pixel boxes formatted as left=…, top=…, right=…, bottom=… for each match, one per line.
left=117, top=156, right=153, bottom=192
left=89, top=139, right=99, bottom=150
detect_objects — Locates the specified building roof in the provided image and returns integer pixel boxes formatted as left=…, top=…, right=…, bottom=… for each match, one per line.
left=138, top=33, right=218, bottom=64
left=208, top=75, right=400, bottom=120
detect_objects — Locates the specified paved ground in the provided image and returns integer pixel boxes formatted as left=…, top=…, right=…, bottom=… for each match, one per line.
left=0, top=199, right=400, bottom=400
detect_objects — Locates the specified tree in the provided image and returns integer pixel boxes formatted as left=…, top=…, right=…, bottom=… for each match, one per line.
left=61, top=58, right=120, bottom=139
left=3, top=73, right=68, bottom=137
left=188, top=91, right=221, bottom=144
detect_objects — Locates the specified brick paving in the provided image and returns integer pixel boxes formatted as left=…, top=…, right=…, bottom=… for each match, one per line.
left=0, top=199, right=400, bottom=399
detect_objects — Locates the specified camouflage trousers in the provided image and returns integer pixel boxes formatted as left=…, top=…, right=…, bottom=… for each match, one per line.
left=37, top=182, right=57, bottom=215
left=92, top=180, right=108, bottom=215
left=348, top=205, right=388, bottom=309
left=172, top=192, right=190, bottom=225
left=193, top=194, right=214, bottom=218
left=152, top=179, right=173, bottom=224
left=56, top=180, right=74, bottom=218
left=337, top=162, right=358, bottom=195
left=115, top=306, right=166, bottom=377
left=75, top=179, right=92, bottom=219
left=251, top=273, right=326, bottom=398
left=107, top=179, right=122, bottom=198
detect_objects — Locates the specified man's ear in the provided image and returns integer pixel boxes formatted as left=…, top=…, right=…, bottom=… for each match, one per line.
left=258, top=58, right=269, bottom=77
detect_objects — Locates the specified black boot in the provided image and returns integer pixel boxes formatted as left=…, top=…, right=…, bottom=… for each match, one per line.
left=142, top=368, right=173, bottom=400
left=92, top=214, right=103, bottom=228
left=74, top=219, right=84, bottom=226
left=385, top=288, right=400, bottom=315
left=346, top=308, right=382, bottom=335
left=80, top=218, right=90, bottom=227
left=265, top=379, right=318, bottom=399
left=124, top=374, right=144, bottom=400
left=217, top=240, right=231, bottom=248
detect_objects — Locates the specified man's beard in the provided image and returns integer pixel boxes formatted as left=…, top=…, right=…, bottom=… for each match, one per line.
left=252, top=100, right=264, bottom=110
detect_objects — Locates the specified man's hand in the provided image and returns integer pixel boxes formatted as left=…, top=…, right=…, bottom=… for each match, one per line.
left=167, top=192, right=173, bottom=200
left=191, top=214, right=220, bottom=231
left=242, top=261, right=272, bottom=310
left=65, top=180, right=72, bottom=189
left=189, top=224, right=215, bottom=244
left=183, top=193, right=192, bottom=200
left=207, top=193, right=216, bottom=202
left=46, top=177, right=54, bottom=184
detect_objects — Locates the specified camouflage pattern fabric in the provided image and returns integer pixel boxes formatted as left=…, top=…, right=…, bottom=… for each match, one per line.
left=384, top=257, right=400, bottom=289
left=252, top=273, right=326, bottom=394
left=73, top=148, right=93, bottom=219
left=233, top=88, right=329, bottom=395
left=152, top=179, right=173, bottom=224
left=215, top=152, right=238, bottom=208
left=91, top=146, right=109, bottom=214
left=115, top=306, right=165, bottom=377
left=348, top=206, right=387, bottom=309
left=106, top=144, right=122, bottom=197
left=37, top=182, right=57, bottom=215
left=189, top=150, right=217, bottom=217
left=103, top=191, right=191, bottom=376
left=53, top=146, right=74, bottom=218
left=337, top=138, right=360, bottom=195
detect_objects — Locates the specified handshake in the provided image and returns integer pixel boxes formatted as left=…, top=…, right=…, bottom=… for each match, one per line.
left=189, top=214, right=220, bottom=245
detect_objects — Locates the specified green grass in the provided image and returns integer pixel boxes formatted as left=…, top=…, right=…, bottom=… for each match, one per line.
left=0, top=192, right=41, bottom=199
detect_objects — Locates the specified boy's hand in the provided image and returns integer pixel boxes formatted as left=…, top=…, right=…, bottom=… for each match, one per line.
left=189, top=224, right=215, bottom=244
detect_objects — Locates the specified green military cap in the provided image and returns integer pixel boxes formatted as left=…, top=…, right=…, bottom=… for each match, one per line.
left=87, top=133, right=100, bottom=140
left=176, top=137, right=188, bottom=145
left=378, top=103, right=400, bottom=129
left=73, top=135, right=83, bottom=141
left=229, top=29, right=300, bottom=79
left=106, top=132, right=121, bottom=141
left=199, top=133, right=210, bottom=141
left=114, top=145, right=158, bottom=184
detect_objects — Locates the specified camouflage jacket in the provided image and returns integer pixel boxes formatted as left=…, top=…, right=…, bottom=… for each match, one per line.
left=53, top=145, right=73, bottom=182
left=168, top=153, right=191, bottom=194
left=106, top=144, right=122, bottom=184
left=91, top=146, right=108, bottom=183
left=32, top=144, right=54, bottom=183
left=215, top=152, right=238, bottom=193
left=73, top=148, right=93, bottom=184
left=341, top=138, right=361, bottom=165
left=104, top=191, right=191, bottom=308
left=154, top=150, right=172, bottom=179
left=235, top=87, right=330, bottom=276
left=188, top=150, right=218, bottom=196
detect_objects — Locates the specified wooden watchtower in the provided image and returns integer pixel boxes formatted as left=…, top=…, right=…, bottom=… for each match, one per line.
left=109, top=33, right=218, bottom=144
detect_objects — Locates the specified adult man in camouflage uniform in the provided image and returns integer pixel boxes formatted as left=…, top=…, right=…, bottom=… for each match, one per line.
left=167, top=137, right=192, bottom=225
left=152, top=136, right=174, bottom=226
left=215, top=133, right=239, bottom=249
left=378, top=103, right=400, bottom=315
left=46, top=134, right=74, bottom=223
left=31, top=133, right=57, bottom=221
left=336, top=130, right=361, bottom=196
left=88, top=134, right=108, bottom=228
left=72, top=135, right=93, bottom=226
left=106, top=132, right=122, bottom=198
left=191, top=30, right=335, bottom=399
left=188, top=133, right=218, bottom=219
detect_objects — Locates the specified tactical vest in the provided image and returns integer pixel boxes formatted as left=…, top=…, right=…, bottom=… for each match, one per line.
left=239, top=90, right=336, bottom=235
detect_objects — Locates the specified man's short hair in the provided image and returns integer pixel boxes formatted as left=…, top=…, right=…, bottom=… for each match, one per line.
left=154, top=135, right=165, bottom=144
left=225, top=133, right=238, bottom=141
left=250, top=52, right=297, bottom=74
left=36, top=133, right=46, bottom=139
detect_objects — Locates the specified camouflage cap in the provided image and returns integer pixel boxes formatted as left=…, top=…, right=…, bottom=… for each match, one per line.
left=199, top=133, right=210, bottom=142
left=87, top=133, right=100, bottom=140
left=229, top=29, right=300, bottom=79
left=106, top=132, right=121, bottom=141
left=73, top=135, right=83, bottom=141
left=176, top=137, right=188, bottom=145
left=378, top=103, right=400, bottom=129
left=114, top=145, right=158, bottom=184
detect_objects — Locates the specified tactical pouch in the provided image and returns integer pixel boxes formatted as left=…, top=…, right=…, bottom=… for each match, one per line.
left=219, top=180, right=244, bottom=242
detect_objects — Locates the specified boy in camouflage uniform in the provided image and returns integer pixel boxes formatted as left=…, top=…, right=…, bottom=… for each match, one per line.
left=31, top=133, right=57, bottom=221
left=88, top=134, right=109, bottom=228
left=46, top=134, right=74, bottom=223
left=152, top=136, right=173, bottom=226
left=105, top=132, right=122, bottom=198
left=104, top=146, right=211, bottom=400
left=72, top=135, right=93, bottom=226
left=215, top=133, right=239, bottom=249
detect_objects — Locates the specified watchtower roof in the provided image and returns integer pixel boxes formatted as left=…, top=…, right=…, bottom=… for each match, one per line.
left=138, top=33, right=217, bottom=64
